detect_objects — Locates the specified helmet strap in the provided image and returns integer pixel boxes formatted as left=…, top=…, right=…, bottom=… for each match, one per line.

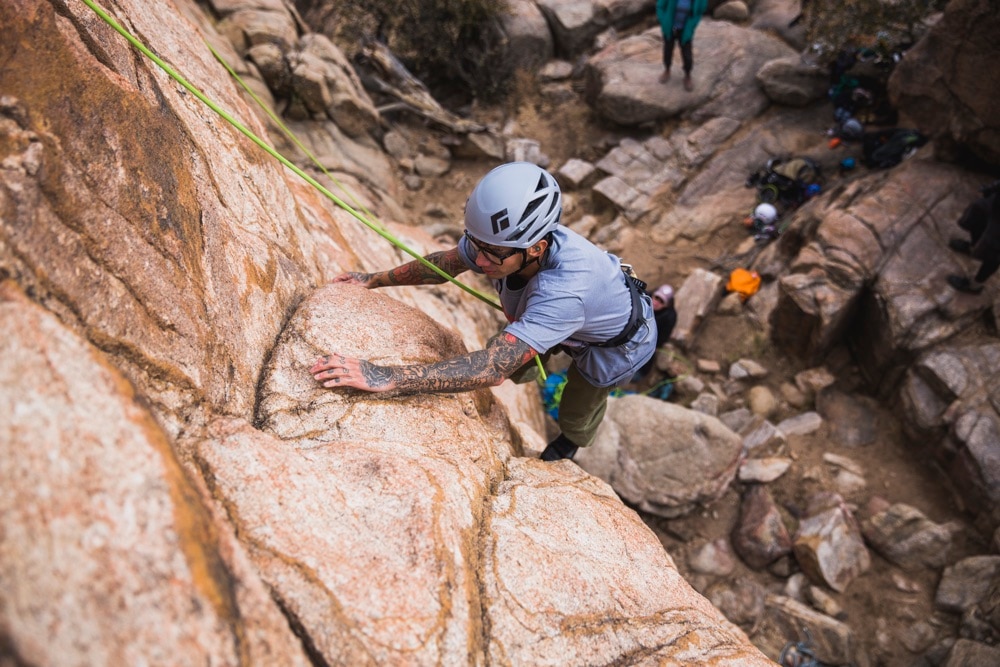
left=512, top=241, right=548, bottom=277
left=511, top=249, right=535, bottom=276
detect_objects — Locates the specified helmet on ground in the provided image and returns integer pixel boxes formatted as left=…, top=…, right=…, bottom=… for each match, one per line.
left=840, top=118, right=863, bottom=140
left=754, top=202, right=778, bottom=224
left=464, top=162, right=562, bottom=248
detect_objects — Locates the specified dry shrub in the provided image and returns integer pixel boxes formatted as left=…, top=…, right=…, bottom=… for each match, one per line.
left=296, top=0, right=512, bottom=101
left=800, top=0, right=947, bottom=63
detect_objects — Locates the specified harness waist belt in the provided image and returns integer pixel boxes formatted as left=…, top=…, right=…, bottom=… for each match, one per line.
left=590, top=273, right=646, bottom=348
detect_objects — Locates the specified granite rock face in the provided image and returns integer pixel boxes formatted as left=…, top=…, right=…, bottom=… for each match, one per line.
left=0, top=1, right=773, bottom=665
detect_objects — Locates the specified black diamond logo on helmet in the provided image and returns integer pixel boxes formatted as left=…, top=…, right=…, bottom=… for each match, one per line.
left=491, top=209, right=510, bottom=234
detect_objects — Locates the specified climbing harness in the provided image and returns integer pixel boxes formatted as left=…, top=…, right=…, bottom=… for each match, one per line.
left=590, top=267, right=646, bottom=348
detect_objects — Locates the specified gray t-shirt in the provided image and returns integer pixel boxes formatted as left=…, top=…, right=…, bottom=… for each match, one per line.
left=459, top=226, right=656, bottom=387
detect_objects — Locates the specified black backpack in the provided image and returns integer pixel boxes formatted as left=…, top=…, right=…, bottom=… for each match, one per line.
left=745, top=157, right=822, bottom=207
left=862, top=129, right=927, bottom=169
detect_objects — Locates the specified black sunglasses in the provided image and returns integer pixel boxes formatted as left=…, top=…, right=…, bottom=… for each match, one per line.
left=464, top=231, right=520, bottom=265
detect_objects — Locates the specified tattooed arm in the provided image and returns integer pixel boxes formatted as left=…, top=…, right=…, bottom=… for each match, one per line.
left=310, top=333, right=538, bottom=395
left=332, top=246, right=468, bottom=288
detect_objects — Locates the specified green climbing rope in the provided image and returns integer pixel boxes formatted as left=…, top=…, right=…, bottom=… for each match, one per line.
left=205, top=42, right=385, bottom=234
left=78, top=0, right=498, bottom=309
left=80, top=0, right=547, bottom=379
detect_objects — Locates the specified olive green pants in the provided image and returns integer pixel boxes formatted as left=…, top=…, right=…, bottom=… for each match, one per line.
left=509, top=352, right=610, bottom=450
left=554, top=362, right=610, bottom=448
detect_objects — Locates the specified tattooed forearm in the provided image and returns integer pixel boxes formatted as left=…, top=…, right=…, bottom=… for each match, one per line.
left=312, top=335, right=537, bottom=395
left=357, top=360, right=395, bottom=388
left=348, top=272, right=376, bottom=284
left=381, top=248, right=468, bottom=286
left=385, top=333, right=537, bottom=395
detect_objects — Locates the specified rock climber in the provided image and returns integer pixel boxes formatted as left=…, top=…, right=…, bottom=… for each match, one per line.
left=311, top=162, right=657, bottom=462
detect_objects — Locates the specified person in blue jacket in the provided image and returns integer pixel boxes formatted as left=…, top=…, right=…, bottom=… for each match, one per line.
left=656, top=0, right=708, bottom=91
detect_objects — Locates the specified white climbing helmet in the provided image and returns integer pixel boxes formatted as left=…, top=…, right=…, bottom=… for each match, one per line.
left=840, top=117, right=863, bottom=140
left=754, top=202, right=778, bottom=224
left=464, top=162, right=562, bottom=248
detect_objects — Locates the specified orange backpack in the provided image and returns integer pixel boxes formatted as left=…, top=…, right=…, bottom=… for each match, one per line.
left=726, top=268, right=761, bottom=301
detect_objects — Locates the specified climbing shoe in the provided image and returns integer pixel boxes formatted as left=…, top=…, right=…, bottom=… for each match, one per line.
left=948, top=238, right=973, bottom=255
left=947, top=274, right=984, bottom=294
left=540, top=434, right=578, bottom=461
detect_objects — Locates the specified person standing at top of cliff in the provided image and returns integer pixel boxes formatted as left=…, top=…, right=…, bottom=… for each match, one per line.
left=311, top=162, right=657, bottom=462
left=656, top=0, right=708, bottom=92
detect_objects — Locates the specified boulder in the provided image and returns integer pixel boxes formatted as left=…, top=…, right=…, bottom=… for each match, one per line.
left=732, top=485, right=793, bottom=569
left=499, top=0, right=554, bottom=72
left=483, top=459, right=772, bottom=665
left=582, top=22, right=794, bottom=126
left=577, top=395, right=744, bottom=518
left=556, top=157, right=599, bottom=189
left=535, top=0, right=655, bottom=57
left=771, top=156, right=985, bottom=373
left=765, top=595, right=858, bottom=666
left=943, top=639, right=1000, bottom=667
left=748, top=385, right=779, bottom=417
left=935, top=556, right=1000, bottom=614
left=756, top=55, right=829, bottom=107
left=899, top=344, right=1000, bottom=523
left=218, top=8, right=298, bottom=53
left=739, top=457, right=792, bottom=483
left=294, top=34, right=381, bottom=136
left=689, top=538, right=739, bottom=576
left=672, top=267, right=725, bottom=349
left=748, top=0, right=806, bottom=50
left=792, top=492, right=871, bottom=592
left=591, top=136, right=683, bottom=219
left=889, top=0, right=1000, bottom=165
left=649, top=106, right=830, bottom=245
left=740, top=416, right=787, bottom=452
left=714, top=1, right=750, bottom=23
left=707, top=579, right=767, bottom=630
left=862, top=503, right=964, bottom=570
left=777, top=411, right=823, bottom=436
left=815, top=388, right=879, bottom=447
